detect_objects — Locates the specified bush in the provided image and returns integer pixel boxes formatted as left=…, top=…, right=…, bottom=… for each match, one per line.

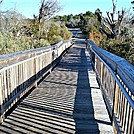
left=60, top=24, right=72, bottom=40
left=48, top=22, right=61, bottom=37
left=32, top=39, right=50, bottom=48
left=100, top=38, right=134, bottom=65
left=0, top=34, right=33, bottom=54
left=0, top=33, right=50, bottom=54
left=49, top=35, right=63, bottom=45
left=0, top=19, right=72, bottom=54
left=47, top=22, right=72, bottom=45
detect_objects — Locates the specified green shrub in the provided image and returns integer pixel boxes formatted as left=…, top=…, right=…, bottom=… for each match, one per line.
left=0, top=20, right=71, bottom=54
left=0, top=33, right=50, bottom=54
left=101, top=38, right=134, bottom=65
left=33, top=39, right=50, bottom=48
left=47, top=22, right=72, bottom=45
left=49, top=35, right=63, bottom=45
left=48, top=22, right=61, bottom=37
left=60, top=24, right=72, bottom=39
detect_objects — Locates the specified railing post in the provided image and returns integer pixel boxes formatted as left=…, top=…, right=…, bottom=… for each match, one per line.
left=89, top=45, right=95, bottom=66
left=112, top=82, right=120, bottom=133
left=0, top=40, right=72, bottom=124
left=87, top=39, right=134, bottom=133
left=113, top=83, right=119, bottom=114
left=0, top=74, right=4, bottom=124
left=100, top=62, right=104, bottom=82
left=92, top=51, right=95, bottom=65
left=34, top=58, right=38, bottom=87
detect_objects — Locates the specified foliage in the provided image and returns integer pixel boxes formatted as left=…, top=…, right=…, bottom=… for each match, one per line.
left=33, top=39, right=50, bottom=48
left=47, top=22, right=72, bottom=44
left=60, top=24, right=72, bottom=39
left=33, top=0, right=61, bottom=38
left=0, top=33, right=32, bottom=54
left=100, top=38, right=134, bottom=65
left=28, top=19, right=39, bottom=38
left=0, top=18, right=72, bottom=54
left=0, top=33, right=50, bottom=54
left=54, top=9, right=133, bottom=65
left=53, top=11, right=97, bottom=28
left=48, top=22, right=61, bottom=37
left=54, top=10, right=133, bottom=65
left=0, top=0, right=133, bottom=66
left=82, top=24, right=98, bottom=34
left=49, top=35, right=63, bottom=45
left=94, top=0, right=134, bottom=65
left=0, top=0, right=71, bottom=55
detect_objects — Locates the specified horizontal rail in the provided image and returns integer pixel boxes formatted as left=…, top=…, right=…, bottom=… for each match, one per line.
left=87, top=39, right=134, bottom=134
left=0, top=40, right=72, bottom=69
left=0, top=51, right=51, bottom=73
left=0, top=40, right=72, bottom=123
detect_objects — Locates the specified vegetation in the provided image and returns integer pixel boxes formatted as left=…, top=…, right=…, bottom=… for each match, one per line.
left=100, top=38, right=134, bottom=64
left=54, top=1, right=134, bottom=65
left=0, top=0, right=72, bottom=55
left=96, top=0, right=134, bottom=65
left=0, top=0, right=133, bottom=65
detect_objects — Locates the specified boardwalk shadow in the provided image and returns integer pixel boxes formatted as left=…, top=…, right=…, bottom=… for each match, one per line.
left=73, top=48, right=100, bottom=133
left=56, top=41, right=100, bottom=133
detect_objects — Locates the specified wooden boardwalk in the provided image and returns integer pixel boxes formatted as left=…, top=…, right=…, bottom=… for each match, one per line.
left=0, top=39, right=114, bottom=133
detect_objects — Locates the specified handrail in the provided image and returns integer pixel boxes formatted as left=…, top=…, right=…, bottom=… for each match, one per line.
left=91, top=46, right=134, bottom=110
left=0, top=40, right=72, bottom=123
left=88, top=40, right=134, bottom=94
left=0, top=51, right=51, bottom=73
left=87, top=39, right=134, bottom=134
left=0, top=40, right=71, bottom=69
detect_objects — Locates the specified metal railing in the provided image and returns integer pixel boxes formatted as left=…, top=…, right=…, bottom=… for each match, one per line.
left=87, top=40, right=134, bottom=134
left=0, top=40, right=72, bottom=123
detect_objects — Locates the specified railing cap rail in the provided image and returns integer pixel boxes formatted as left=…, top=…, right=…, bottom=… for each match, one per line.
left=87, top=39, right=134, bottom=95
left=0, top=40, right=72, bottom=69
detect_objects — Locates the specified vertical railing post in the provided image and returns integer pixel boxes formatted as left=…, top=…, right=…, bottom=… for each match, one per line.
left=112, top=81, right=120, bottom=133
left=34, top=58, right=37, bottom=87
left=92, top=51, right=95, bottom=66
left=109, top=63, right=119, bottom=133
left=89, top=44, right=95, bottom=66
left=100, top=62, right=104, bottom=83
left=0, top=74, right=4, bottom=124
left=113, top=83, right=119, bottom=114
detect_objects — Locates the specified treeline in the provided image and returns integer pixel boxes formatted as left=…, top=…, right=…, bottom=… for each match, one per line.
left=0, top=0, right=72, bottom=55
left=54, top=11, right=97, bottom=28
left=53, top=11, right=106, bottom=45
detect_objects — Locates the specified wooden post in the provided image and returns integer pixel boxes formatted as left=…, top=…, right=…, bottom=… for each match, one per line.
left=100, top=62, right=104, bottom=83
left=113, top=83, right=119, bottom=113
left=0, top=73, right=4, bottom=124
left=112, top=82, right=120, bottom=133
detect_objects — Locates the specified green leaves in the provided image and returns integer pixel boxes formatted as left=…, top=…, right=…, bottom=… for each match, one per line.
left=48, top=22, right=72, bottom=44
left=101, top=38, right=134, bottom=65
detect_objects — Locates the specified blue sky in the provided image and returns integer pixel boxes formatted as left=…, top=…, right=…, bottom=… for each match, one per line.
left=0, top=0, right=133, bottom=18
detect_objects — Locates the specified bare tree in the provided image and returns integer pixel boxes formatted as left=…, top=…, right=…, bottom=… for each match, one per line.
left=95, top=0, right=126, bottom=38
left=0, top=10, right=26, bottom=36
left=35, top=0, right=61, bottom=38
left=132, top=1, right=134, bottom=9
left=0, top=0, right=3, bottom=4
left=131, top=1, right=134, bottom=24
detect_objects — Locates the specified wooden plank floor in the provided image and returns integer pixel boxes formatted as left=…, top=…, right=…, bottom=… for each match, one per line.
left=0, top=39, right=114, bottom=134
